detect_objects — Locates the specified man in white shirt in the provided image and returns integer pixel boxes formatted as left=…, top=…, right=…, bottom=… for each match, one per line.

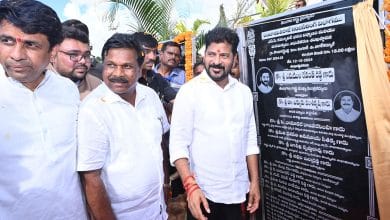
left=169, top=27, right=261, bottom=220
left=0, top=1, right=87, bottom=219
left=77, top=33, right=169, bottom=220
left=335, top=94, right=360, bottom=122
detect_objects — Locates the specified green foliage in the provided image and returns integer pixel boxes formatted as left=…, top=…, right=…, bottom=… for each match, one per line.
left=195, top=31, right=206, bottom=51
left=106, top=0, right=175, bottom=41
left=230, top=0, right=256, bottom=28
left=173, top=19, right=210, bottom=54
left=192, top=19, right=210, bottom=34
left=256, top=0, right=294, bottom=17
left=174, top=19, right=210, bottom=35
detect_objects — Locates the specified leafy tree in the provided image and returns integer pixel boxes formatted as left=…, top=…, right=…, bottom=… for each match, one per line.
left=230, top=0, right=257, bottom=28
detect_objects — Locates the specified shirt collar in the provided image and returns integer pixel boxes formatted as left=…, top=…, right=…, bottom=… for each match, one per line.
left=197, top=70, right=238, bottom=90
left=99, top=83, right=146, bottom=106
left=154, top=64, right=180, bottom=77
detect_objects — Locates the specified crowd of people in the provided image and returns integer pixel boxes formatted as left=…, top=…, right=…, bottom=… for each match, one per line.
left=0, top=0, right=261, bottom=220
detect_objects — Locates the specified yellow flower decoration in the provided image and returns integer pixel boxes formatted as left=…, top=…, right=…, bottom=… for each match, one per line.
left=384, top=0, right=390, bottom=80
left=174, top=31, right=194, bottom=81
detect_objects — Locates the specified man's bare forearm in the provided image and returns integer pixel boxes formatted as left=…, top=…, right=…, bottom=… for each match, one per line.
left=80, top=170, right=116, bottom=220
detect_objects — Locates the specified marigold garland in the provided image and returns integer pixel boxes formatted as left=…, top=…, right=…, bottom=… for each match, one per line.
left=173, top=31, right=194, bottom=81
left=383, top=0, right=390, bottom=80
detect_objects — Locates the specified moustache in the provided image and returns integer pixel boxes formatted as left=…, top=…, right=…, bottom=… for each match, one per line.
left=108, top=76, right=129, bottom=83
left=5, top=60, right=31, bottom=67
left=74, top=64, right=88, bottom=69
left=209, top=64, right=224, bottom=69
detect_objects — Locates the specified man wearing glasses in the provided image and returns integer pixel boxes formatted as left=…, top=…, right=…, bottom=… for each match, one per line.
left=50, top=20, right=101, bottom=100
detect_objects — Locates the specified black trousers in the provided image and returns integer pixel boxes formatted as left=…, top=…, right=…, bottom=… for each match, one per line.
left=187, top=198, right=244, bottom=220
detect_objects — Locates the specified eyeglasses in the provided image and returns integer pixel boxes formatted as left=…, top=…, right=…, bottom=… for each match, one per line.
left=58, top=50, right=94, bottom=63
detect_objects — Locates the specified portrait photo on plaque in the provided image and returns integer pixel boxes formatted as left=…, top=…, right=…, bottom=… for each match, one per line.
left=256, top=67, right=274, bottom=94
left=333, top=90, right=361, bottom=123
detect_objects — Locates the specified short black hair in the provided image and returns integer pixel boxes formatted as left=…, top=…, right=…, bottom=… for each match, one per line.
left=161, top=41, right=181, bottom=54
left=60, top=26, right=89, bottom=44
left=0, top=0, right=62, bottom=49
left=101, top=33, right=144, bottom=66
left=205, top=27, right=239, bottom=55
left=62, top=19, right=89, bottom=37
left=132, top=32, right=158, bottom=48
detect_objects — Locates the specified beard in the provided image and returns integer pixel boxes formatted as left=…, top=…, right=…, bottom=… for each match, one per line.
left=205, top=63, right=230, bottom=82
left=262, top=81, right=269, bottom=86
left=65, top=65, right=89, bottom=82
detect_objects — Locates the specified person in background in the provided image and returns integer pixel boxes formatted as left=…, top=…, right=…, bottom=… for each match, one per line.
left=295, top=0, right=306, bottom=8
left=155, top=41, right=186, bottom=91
left=169, top=27, right=260, bottom=220
left=62, top=19, right=90, bottom=36
left=193, top=60, right=205, bottom=78
left=230, top=56, right=240, bottom=80
left=133, top=32, right=176, bottom=104
left=132, top=31, right=177, bottom=203
left=61, top=19, right=104, bottom=80
left=0, top=0, right=87, bottom=219
left=77, top=33, right=169, bottom=220
left=50, top=19, right=101, bottom=100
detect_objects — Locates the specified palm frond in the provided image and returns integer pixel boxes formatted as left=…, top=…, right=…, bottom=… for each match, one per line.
left=192, top=19, right=210, bottom=34
left=105, top=0, right=176, bottom=41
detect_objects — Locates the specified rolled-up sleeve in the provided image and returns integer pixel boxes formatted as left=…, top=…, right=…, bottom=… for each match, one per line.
left=77, top=106, right=108, bottom=171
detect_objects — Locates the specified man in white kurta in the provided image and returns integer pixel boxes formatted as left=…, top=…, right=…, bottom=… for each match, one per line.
left=170, top=72, right=259, bottom=203
left=0, top=1, right=87, bottom=219
left=77, top=82, right=169, bottom=219
left=0, top=70, right=87, bottom=220
left=169, top=27, right=260, bottom=220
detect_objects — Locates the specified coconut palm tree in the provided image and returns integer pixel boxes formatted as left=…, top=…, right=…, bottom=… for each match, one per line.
left=174, top=19, right=210, bottom=35
left=105, top=0, right=176, bottom=40
left=216, top=4, right=228, bottom=28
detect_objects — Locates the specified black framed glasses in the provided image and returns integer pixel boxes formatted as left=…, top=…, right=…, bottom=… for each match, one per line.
left=59, top=50, right=94, bottom=63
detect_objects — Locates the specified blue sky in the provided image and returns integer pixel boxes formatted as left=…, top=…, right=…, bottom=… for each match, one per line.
left=40, top=0, right=68, bottom=21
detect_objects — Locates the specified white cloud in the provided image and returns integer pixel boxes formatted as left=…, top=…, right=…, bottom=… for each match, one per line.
left=63, top=0, right=131, bottom=57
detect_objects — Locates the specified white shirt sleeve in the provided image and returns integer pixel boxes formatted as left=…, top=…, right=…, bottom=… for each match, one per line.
left=169, top=84, right=194, bottom=166
left=77, top=106, right=109, bottom=171
left=246, top=89, right=260, bottom=155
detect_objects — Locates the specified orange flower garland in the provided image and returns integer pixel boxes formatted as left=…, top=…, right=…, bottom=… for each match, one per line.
left=383, top=0, right=390, bottom=80
left=173, top=31, right=194, bottom=81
